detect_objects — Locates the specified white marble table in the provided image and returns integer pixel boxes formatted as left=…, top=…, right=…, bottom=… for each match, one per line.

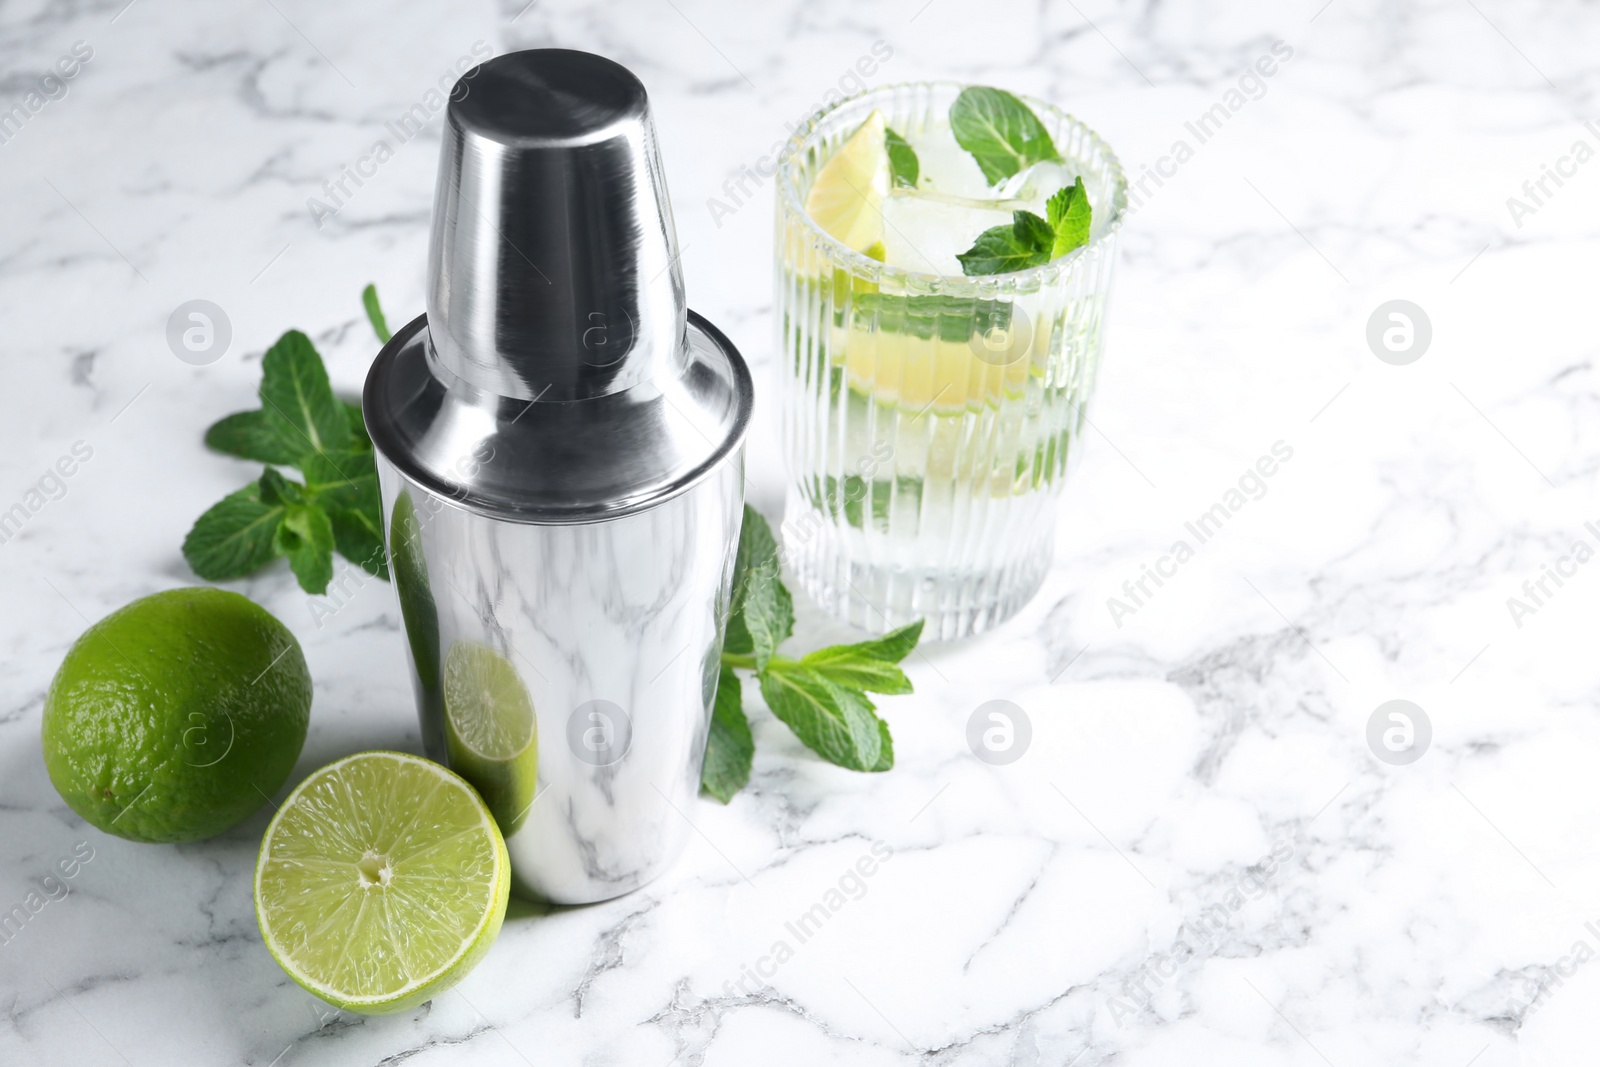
left=3, top=0, right=1597, bottom=1063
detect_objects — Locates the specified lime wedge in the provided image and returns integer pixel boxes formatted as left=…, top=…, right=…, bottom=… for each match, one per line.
left=844, top=329, right=1026, bottom=415
left=254, top=751, right=510, bottom=1015
left=805, top=110, right=891, bottom=254
left=443, top=641, right=538, bottom=836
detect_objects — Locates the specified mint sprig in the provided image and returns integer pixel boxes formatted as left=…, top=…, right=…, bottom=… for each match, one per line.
left=949, top=86, right=1061, bottom=186
left=945, top=86, right=1094, bottom=276
left=182, top=288, right=394, bottom=594
left=955, top=176, right=1092, bottom=276
left=703, top=507, right=924, bottom=802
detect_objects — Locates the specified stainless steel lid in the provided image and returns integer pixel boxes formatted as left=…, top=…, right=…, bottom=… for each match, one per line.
left=363, top=49, right=752, bottom=523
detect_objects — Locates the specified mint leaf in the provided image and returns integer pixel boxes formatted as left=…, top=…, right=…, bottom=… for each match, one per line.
left=259, top=330, right=350, bottom=459
left=701, top=667, right=753, bottom=803
left=328, top=507, right=387, bottom=578
left=1015, top=209, right=1054, bottom=251
left=257, top=467, right=305, bottom=507
left=799, top=621, right=924, bottom=695
left=869, top=716, right=894, bottom=772
left=204, top=409, right=301, bottom=465
left=885, top=125, right=920, bottom=189
left=799, top=651, right=911, bottom=695
left=759, top=662, right=890, bottom=772
left=744, top=562, right=794, bottom=667
left=1047, top=177, right=1092, bottom=258
left=956, top=210, right=1054, bottom=275
left=300, top=448, right=376, bottom=505
left=257, top=467, right=338, bottom=592
left=344, top=401, right=370, bottom=450
left=362, top=284, right=392, bottom=343
left=843, top=619, right=924, bottom=663
left=723, top=522, right=758, bottom=655
left=949, top=86, right=1060, bottom=186
left=182, top=484, right=283, bottom=581
left=724, top=506, right=792, bottom=666
left=302, top=449, right=386, bottom=579
left=274, top=501, right=335, bottom=595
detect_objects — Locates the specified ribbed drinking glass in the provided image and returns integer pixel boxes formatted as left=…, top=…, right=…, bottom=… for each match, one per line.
left=776, top=82, right=1127, bottom=640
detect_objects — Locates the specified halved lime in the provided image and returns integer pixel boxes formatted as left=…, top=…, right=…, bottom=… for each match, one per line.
left=805, top=109, right=890, bottom=254
left=254, top=751, right=510, bottom=1015
left=443, top=641, right=538, bottom=836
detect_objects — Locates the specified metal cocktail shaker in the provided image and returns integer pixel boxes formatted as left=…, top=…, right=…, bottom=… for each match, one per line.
left=363, top=49, right=753, bottom=904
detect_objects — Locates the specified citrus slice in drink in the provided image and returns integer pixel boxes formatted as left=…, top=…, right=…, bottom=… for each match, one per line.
left=443, top=641, right=539, bottom=836
left=805, top=109, right=891, bottom=255
left=254, top=751, right=510, bottom=1015
left=843, top=321, right=1031, bottom=414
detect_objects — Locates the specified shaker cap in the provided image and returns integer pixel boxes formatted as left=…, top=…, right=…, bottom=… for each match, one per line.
left=428, top=49, right=684, bottom=402
left=364, top=49, right=751, bottom=524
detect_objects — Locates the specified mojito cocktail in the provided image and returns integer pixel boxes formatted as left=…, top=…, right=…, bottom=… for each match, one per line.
left=777, top=82, right=1127, bottom=639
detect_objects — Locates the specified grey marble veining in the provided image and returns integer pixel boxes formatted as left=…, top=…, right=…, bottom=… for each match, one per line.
left=2, top=0, right=1598, bottom=1064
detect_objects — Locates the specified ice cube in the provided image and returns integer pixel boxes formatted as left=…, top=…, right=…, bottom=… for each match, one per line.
left=880, top=192, right=1014, bottom=275
left=905, top=122, right=994, bottom=199
left=996, top=160, right=1080, bottom=214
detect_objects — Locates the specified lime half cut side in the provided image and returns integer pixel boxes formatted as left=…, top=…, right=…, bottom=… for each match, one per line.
left=254, top=751, right=510, bottom=1015
left=443, top=641, right=539, bottom=836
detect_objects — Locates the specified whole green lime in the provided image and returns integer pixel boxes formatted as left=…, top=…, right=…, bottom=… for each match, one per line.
left=42, top=587, right=312, bottom=843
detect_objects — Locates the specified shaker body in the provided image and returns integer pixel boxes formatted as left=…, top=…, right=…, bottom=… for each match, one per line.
left=375, top=450, right=744, bottom=904
left=364, top=49, right=754, bottom=904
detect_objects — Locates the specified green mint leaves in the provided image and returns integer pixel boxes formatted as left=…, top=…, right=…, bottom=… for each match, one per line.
left=702, top=506, right=924, bottom=802
left=1047, top=177, right=1092, bottom=257
left=202, top=409, right=301, bottom=465
left=949, top=86, right=1061, bottom=186
left=180, top=483, right=283, bottom=579
left=885, top=125, right=920, bottom=189
left=183, top=287, right=393, bottom=595
left=701, top=668, right=753, bottom=803
left=723, top=505, right=793, bottom=670
left=258, top=329, right=351, bottom=457
left=956, top=176, right=1092, bottom=276
left=759, top=665, right=892, bottom=772
left=955, top=211, right=1053, bottom=275
left=262, top=468, right=337, bottom=593
left=944, top=86, right=1094, bottom=276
